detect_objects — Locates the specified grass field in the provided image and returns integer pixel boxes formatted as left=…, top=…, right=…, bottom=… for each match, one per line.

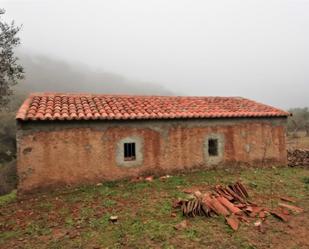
left=0, top=166, right=308, bottom=249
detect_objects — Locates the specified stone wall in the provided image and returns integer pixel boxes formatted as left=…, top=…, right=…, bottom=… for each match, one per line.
left=16, top=117, right=287, bottom=193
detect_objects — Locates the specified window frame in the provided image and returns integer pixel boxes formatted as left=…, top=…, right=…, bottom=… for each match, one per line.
left=124, top=142, right=136, bottom=161
left=208, top=138, right=219, bottom=156
left=116, top=136, right=144, bottom=167
left=204, top=133, right=224, bottom=165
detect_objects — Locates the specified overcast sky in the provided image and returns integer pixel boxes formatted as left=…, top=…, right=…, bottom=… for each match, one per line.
left=1, top=0, right=309, bottom=109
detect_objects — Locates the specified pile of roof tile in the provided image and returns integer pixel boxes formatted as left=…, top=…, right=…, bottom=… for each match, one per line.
left=287, top=149, right=309, bottom=167
left=173, top=182, right=303, bottom=231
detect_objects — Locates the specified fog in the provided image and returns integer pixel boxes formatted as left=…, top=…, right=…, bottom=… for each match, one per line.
left=2, top=0, right=309, bottom=109
left=16, top=53, right=172, bottom=95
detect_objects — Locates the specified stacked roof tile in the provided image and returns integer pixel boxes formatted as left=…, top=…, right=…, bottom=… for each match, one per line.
left=16, top=93, right=290, bottom=121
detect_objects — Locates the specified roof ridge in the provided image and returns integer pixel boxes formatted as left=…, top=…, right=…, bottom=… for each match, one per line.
left=27, top=92, right=245, bottom=99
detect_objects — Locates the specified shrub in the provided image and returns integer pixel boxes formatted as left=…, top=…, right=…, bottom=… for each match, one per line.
left=0, top=160, right=17, bottom=195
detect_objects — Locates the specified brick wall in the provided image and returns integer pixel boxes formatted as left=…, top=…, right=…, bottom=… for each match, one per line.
left=16, top=117, right=287, bottom=193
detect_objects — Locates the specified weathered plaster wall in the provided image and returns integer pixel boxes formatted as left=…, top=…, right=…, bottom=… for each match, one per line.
left=16, top=118, right=287, bottom=193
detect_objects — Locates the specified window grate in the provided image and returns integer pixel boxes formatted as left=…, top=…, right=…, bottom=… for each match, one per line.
left=208, top=139, right=218, bottom=156
left=124, top=143, right=136, bottom=161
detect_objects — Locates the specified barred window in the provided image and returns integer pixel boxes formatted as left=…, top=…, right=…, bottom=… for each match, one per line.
left=208, top=139, right=218, bottom=156
left=124, top=143, right=136, bottom=161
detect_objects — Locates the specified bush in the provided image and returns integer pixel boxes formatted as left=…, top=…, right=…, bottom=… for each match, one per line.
left=0, top=94, right=24, bottom=195
left=0, top=190, right=16, bottom=206
left=0, top=112, right=17, bottom=163
left=0, top=160, right=17, bottom=195
left=0, top=94, right=24, bottom=162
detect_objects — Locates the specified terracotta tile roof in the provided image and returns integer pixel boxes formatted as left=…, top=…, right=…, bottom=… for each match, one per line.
left=16, top=93, right=290, bottom=121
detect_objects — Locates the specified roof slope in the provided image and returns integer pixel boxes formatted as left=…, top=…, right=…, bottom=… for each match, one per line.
left=16, top=93, right=290, bottom=121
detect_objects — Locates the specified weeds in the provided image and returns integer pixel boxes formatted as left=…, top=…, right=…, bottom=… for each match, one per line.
left=0, top=190, right=16, bottom=206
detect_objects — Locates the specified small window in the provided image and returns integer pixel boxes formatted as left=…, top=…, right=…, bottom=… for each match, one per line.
left=208, top=139, right=218, bottom=156
left=124, top=143, right=136, bottom=161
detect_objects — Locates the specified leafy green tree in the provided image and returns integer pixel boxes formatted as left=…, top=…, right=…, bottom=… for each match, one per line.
left=0, top=8, right=24, bottom=108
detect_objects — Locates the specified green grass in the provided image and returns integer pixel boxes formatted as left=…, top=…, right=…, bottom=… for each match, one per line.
left=0, top=189, right=16, bottom=206
left=0, top=167, right=308, bottom=249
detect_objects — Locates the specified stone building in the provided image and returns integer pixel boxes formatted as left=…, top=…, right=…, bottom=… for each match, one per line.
left=16, top=93, right=289, bottom=193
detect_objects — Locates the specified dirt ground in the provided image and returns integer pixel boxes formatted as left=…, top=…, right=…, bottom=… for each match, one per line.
left=0, top=166, right=308, bottom=249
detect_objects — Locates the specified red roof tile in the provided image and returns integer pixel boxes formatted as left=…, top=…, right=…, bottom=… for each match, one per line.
left=16, top=93, right=290, bottom=121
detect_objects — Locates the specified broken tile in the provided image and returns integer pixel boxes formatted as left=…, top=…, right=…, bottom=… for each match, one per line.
left=254, top=220, right=262, bottom=227
left=145, top=176, right=154, bottom=182
left=183, top=187, right=200, bottom=194
left=252, top=206, right=263, bottom=213
left=174, top=220, right=189, bottom=230
left=259, top=211, right=267, bottom=219
left=210, top=198, right=230, bottom=216
left=278, top=203, right=304, bottom=213
left=280, top=196, right=296, bottom=203
left=216, top=196, right=242, bottom=214
left=226, top=214, right=239, bottom=231
left=270, top=211, right=289, bottom=222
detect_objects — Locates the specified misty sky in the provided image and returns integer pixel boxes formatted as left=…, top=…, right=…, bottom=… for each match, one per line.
left=1, top=0, right=309, bottom=109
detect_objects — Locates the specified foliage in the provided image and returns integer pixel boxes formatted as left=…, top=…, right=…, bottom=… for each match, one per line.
left=0, top=160, right=17, bottom=195
left=287, top=107, right=309, bottom=136
left=0, top=94, right=24, bottom=163
left=0, top=95, right=24, bottom=195
left=0, top=8, right=24, bottom=108
left=0, top=189, right=16, bottom=206
left=0, top=112, right=16, bottom=161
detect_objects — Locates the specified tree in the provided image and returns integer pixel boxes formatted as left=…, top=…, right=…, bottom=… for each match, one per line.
left=287, top=107, right=309, bottom=136
left=0, top=8, right=24, bottom=108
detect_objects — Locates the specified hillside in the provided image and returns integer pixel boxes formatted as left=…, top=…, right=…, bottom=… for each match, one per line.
left=15, top=52, right=173, bottom=96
